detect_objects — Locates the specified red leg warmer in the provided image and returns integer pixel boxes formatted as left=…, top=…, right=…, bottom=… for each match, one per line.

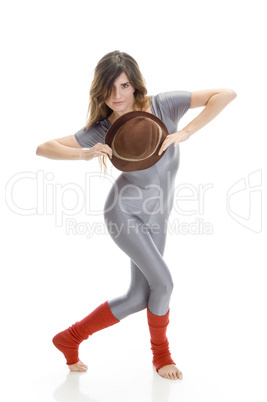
left=52, top=301, right=119, bottom=365
left=147, top=308, right=176, bottom=371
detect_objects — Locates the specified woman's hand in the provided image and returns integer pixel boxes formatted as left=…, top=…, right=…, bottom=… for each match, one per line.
left=158, top=89, right=237, bottom=156
left=158, top=130, right=191, bottom=155
left=84, top=143, right=113, bottom=160
left=36, top=136, right=113, bottom=161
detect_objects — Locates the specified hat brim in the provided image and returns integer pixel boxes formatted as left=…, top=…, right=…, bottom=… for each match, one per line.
left=105, top=111, right=168, bottom=172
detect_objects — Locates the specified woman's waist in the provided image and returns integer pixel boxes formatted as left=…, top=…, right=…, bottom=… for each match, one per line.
left=105, top=174, right=175, bottom=215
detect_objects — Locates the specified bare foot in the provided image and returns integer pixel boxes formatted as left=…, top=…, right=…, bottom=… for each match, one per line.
left=68, top=360, right=88, bottom=372
left=158, top=364, right=183, bottom=380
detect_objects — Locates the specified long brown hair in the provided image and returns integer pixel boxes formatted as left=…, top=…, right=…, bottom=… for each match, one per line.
left=85, top=51, right=149, bottom=171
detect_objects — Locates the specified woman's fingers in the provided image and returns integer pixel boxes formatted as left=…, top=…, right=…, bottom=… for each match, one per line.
left=96, top=152, right=112, bottom=158
left=158, top=135, right=175, bottom=155
left=158, top=130, right=191, bottom=155
left=93, top=143, right=113, bottom=158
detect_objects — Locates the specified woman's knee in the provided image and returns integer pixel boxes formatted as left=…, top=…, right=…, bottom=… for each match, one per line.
left=124, top=290, right=149, bottom=313
left=153, top=276, right=174, bottom=298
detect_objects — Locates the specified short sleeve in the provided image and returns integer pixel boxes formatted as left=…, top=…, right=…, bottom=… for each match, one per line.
left=74, top=120, right=110, bottom=148
left=156, top=91, right=191, bottom=126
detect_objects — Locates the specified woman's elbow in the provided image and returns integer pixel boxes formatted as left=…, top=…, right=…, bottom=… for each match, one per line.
left=36, top=144, right=44, bottom=156
left=36, top=142, right=49, bottom=157
left=224, top=88, right=237, bottom=101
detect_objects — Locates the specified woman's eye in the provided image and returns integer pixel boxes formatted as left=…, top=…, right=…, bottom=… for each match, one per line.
left=121, top=83, right=129, bottom=88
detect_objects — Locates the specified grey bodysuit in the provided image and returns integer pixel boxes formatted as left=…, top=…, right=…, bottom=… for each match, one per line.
left=75, top=91, right=191, bottom=319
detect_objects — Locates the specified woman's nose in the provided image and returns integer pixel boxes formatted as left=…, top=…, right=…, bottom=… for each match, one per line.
left=112, top=86, right=121, bottom=99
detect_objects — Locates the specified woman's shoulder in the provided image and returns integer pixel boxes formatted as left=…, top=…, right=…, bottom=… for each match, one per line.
left=151, top=90, right=191, bottom=124
left=81, top=118, right=111, bottom=134
left=74, top=119, right=110, bottom=148
left=152, top=90, right=191, bottom=103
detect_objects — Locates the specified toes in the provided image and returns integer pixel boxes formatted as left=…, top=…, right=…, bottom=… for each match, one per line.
left=171, top=371, right=176, bottom=380
left=78, top=362, right=88, bottom=372
left=68, top=360, right=88, bottom=372
left=77, top=360, right=88, bottom=369
left=79, top=362, right=88, bottom=369
left=76, top=367, right=87, bottom=372
left=158, top=365, right=183, bottom=380
left=167, top=371, right=175, bottom=380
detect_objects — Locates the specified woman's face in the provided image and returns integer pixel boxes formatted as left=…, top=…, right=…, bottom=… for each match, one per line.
left=105, top=72, right=136, bottom=116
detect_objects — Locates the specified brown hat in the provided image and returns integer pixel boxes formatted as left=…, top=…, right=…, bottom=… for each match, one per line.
left=105, top=111, right=168, bottom=172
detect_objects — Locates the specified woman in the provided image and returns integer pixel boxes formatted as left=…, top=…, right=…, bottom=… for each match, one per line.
left=36, top=50, right=236, bottom=380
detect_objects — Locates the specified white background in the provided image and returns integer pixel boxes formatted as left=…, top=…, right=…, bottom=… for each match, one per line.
left=1, top=1, right=266, bottom=401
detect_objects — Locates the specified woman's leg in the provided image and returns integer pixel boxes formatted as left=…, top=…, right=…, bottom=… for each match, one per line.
left=147, top=218, right=183, bottom=379
left=105, top=212, right=182, bottom=379
left=52, top=301, right=120, bottom=371
left=108, top=216, right=168, bottom=320
left=108, top=260, right=150, bottom=320
left=53, top=258, right=150, bottom=369
left=104, top=212, right=173, bottom=317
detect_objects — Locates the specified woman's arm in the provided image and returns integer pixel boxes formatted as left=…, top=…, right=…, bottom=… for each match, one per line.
left=184, top=88, right=237, bottom=135
left=158, top=88, right=237, bottom=155
left=36, top=135, right=112, bottom=160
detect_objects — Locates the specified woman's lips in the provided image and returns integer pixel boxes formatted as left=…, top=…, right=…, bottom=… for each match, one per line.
left=113, top=102, right=123, bottom=106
